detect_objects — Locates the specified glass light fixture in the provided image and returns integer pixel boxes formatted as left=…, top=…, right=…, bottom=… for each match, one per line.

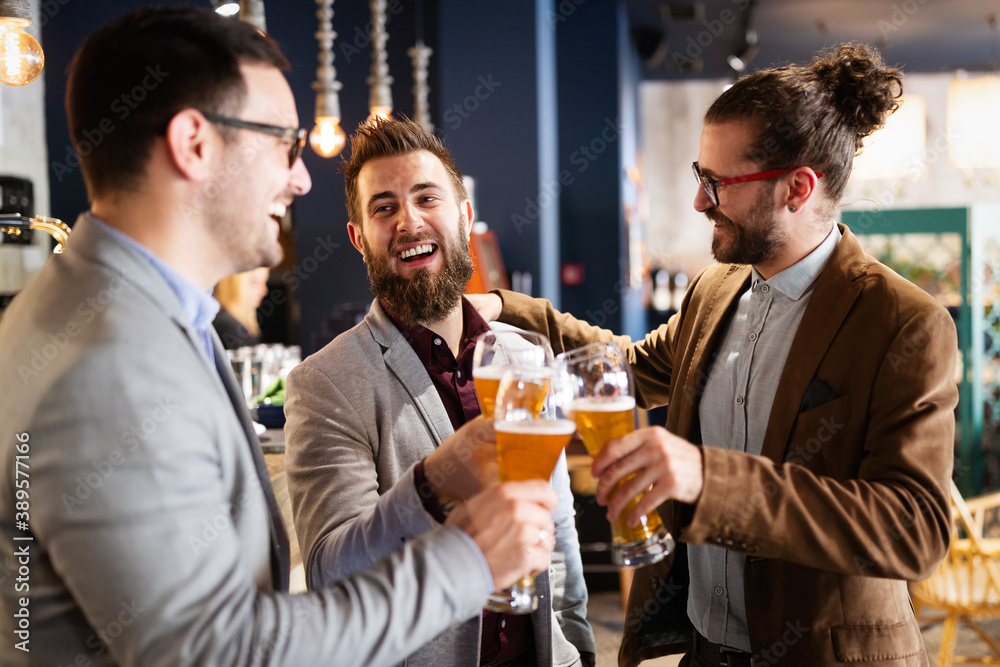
left=213, top=2, right=240, bottom=17
left=311, top=0, right=345, bottom=157
left=237, top=0, right=266, bottom=31
left=309, top=116, right=346, bottom=158
left=0, top=0, right=43, bottom=87
left=406, top=41, right=433, bottom=129
left=367, top=0, right=393, bottom=122
left=407, top=0, right=433, bottom=131
left=367, top=106, right=392, bottom=123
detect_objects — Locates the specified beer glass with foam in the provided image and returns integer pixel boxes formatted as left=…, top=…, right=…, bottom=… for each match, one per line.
left=561, top=341, right=674, bottom=567
left=485, top=365, right=575, bottom=614
left=472, top=330, right=552, bottom=419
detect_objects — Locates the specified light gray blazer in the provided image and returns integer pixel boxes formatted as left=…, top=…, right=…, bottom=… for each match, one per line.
left=284, top=299, right=596, bottom=667
left=0, top=215, right=495, bottom=666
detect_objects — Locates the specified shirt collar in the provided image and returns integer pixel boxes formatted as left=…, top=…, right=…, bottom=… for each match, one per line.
left=751, top=224, right=842, bottom=301
left=86, top=213, right=220, bottom=332
left=385, top=296, right=491, bottom=358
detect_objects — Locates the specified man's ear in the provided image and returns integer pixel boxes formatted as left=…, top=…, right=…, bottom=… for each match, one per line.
left=461, top=199, right=474, bottom=239
left=347, top=220, right=366, bottom=257
left=783, top=166, right=821, bottom=212
left=164, top=109, right=217, bottom=182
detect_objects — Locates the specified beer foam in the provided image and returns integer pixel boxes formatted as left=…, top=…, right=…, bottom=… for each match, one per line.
left=495, top=419, right=577, bottom=435
left=472, top=365, right=508, bottom=380
left=570, top=396, right=636, bottom=411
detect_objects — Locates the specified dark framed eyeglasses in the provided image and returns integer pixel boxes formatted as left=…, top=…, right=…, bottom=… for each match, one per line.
left=692, top=161, right=824, bottom=207
left=201, top=112, right=307, bottom=167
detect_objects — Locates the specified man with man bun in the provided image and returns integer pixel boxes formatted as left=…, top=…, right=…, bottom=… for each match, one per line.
left=475, top=44, right=958, bottom=665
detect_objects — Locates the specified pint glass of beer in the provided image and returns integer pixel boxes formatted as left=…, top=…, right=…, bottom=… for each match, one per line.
left=485, top=365, right=575, bottom=614
left=472, top=330, right=553, bottom=419
left=561, top=342, right=674, bottom=567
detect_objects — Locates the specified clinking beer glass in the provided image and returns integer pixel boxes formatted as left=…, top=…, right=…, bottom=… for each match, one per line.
left=560, top=341, right=674, bottom=567
left=472, top=330, right=553, bottom=419
left=485, top=365, right=574, bottom=614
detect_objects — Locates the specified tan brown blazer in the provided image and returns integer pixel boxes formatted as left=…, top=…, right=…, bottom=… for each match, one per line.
left=496, top=224, right=958, bottom=666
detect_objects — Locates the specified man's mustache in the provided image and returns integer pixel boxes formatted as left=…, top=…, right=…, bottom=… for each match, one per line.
left=705, top=209, right=732, bottom=226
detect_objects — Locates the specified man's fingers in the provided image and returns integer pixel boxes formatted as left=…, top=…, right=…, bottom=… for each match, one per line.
left=604, top=463, right=663, bottom=522
left=453, top=481, right=558, bottom=589
left=591, top=428, right=649, bottom=478
left=494, top=479, right=559, bottom=512
left=426, top=416, right=501, bottom=500
left=627, top=484, right=673, bottom=527
left=594, top=434, right=663, bottom=505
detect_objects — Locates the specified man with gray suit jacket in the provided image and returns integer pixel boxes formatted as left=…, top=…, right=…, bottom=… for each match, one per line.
left=0, top=7, right=559, bottom=666
left=284, top=118, right=596, bottom=667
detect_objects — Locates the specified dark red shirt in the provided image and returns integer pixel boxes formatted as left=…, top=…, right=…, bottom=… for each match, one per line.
left=389, top=298, right=535, bottom=665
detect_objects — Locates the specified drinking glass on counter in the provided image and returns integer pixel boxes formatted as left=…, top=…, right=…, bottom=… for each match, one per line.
left=227, top=343, right=301, bottom=408
left=560, top=342, right=674, bottom=567
left=472, top=330, right=553, bottom=419
left=485, top=365, right=576, bottom=614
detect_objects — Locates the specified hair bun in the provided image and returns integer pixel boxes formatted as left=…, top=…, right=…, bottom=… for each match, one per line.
left=811, top=43, right=903, bottom=140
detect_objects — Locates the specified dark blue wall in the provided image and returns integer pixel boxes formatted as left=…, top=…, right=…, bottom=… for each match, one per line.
left=436, top=0, right=544, bottom=292
left=556, top=0, right=628, bottom=334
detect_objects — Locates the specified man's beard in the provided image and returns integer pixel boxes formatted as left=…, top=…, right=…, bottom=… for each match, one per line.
left=362, top=219, right=475, bottom=327
left=707, top=187, right=784, bottom=266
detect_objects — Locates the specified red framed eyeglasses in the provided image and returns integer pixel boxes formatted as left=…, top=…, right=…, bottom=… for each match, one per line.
left=692, top=161, right=824, bottom=207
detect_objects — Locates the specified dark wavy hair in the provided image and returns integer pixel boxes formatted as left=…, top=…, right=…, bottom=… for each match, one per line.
left=67, top=6, right=288, bottom=200
left=705, top=43, right=903, bottom=209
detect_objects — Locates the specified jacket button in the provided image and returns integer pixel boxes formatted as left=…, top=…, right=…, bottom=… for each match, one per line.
left=649, top=577, right=659, bottom=590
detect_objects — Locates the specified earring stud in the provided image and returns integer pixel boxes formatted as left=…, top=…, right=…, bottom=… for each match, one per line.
left=788, top=205, right=797, bottom=213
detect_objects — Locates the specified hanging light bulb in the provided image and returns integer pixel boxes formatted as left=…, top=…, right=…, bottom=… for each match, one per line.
left=0, top=2, right=43, bottom=87
left=311, top=0, right=345, bottom=157
left=211, top=2, right=241, bottom=17
left=367, top=106, right=392, bottom=123
left=309, top=116, right=346, bottom=158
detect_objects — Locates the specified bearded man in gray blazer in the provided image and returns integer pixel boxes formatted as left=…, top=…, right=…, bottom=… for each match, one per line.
left=284, top=118, right=596, bottom=667
left=0, top=7, right=560, bottom=666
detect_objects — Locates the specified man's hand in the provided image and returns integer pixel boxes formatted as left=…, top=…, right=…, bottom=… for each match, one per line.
left=465, top=292, right=503, bottom=322
left=446, top=480, right=557, bottom=589
left=591, top=426, right=704, bottom=526
left=424, top=416, right=499, bottom=503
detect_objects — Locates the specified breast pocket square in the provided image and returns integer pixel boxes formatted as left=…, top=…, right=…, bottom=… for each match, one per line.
left=799, top=378, right=837, bottom=413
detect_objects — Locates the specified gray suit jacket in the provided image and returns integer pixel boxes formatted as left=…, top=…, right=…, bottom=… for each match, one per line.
left=284, top=300, right=596, bottom=667
left=0, top=215, right=496, bottom=666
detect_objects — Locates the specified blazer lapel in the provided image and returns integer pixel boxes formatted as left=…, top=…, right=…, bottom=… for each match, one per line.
left=673, top=265, right=752, bottom=442
left=211, top=334, right=291, bottom=592
left=759, top=227, right=866, bottom=463
left=365, top=301, right=455, bottom=445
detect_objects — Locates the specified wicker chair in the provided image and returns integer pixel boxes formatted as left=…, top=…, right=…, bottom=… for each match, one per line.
left=911, top=480, right=1000, bottom=665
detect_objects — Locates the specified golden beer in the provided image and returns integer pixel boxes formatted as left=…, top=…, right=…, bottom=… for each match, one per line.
left=472, top=366, right=504, bottom=419
left=475, top=367, right=549, bottom=420
left=495, top=419, right=577, bottom=482
left=569, top=396, right=665, bottom=545
left=487, top=418, right=575, bottom=613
